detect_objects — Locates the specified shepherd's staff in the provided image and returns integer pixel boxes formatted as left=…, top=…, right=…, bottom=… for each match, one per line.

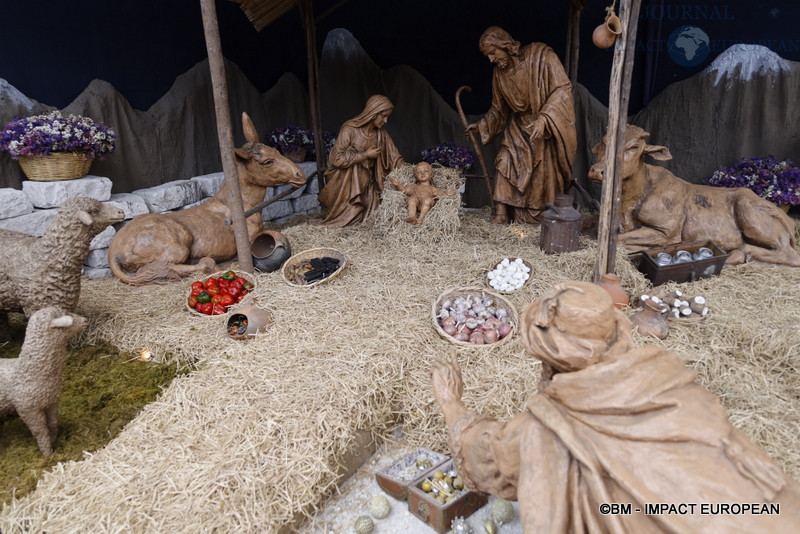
left=455, top=86, right=494, bottom=211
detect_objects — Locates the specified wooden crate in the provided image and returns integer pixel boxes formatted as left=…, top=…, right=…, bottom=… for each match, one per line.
left=375, top=448, right=449, bottom=501
left=407, top=460, right=488, bottom=533
left=637, top=240, right=728, bottom=286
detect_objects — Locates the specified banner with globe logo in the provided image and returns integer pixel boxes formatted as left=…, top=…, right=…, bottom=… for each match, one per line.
left=668, top=25, right=711, bottom=67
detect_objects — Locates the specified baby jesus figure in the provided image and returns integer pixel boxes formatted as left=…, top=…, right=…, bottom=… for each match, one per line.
left=390, top=162, right=457, bottom=224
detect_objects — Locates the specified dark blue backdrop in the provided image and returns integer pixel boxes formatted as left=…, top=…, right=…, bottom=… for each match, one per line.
left=0, top=1, right=797, bottom=114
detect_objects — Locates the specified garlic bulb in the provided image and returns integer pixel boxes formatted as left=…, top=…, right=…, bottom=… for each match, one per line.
left=488, top=258, right=530, bottom=292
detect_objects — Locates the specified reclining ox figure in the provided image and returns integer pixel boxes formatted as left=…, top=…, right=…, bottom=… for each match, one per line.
left=588, top=125, right=800, bottom=266
left=108, top=112, right=306, bottom=284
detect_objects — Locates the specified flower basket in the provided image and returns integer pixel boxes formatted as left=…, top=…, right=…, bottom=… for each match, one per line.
left=420, top=142, right=476, bottom=172
left=18, top=152, right=92, bottom=181
left=705, top=155, right=800, bottom=207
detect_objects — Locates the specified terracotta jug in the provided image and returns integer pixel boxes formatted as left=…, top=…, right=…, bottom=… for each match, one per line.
left=226, top=295, right=273, bottom=339
left=251, top=230, right=291, bottom=272
left=540, top=194, right=581, bottom=254
left=592, top=11, right=622, bottom=49
left=596, top=273, right=628, bottom=309
left=630, top=299, right=670, bottom=339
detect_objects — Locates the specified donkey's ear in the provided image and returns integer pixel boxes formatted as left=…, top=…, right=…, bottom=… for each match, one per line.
left=643, top=144, right=672, bottom=162
left=234, top=147, right=250, bottom=161
left=242, top=112, right=259, bottom=144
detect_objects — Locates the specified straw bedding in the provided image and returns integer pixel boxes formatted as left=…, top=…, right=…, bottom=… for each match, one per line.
left=1, top=209, right=798, bottom=533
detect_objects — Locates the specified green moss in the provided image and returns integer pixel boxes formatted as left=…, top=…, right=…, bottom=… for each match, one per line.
left=0, top=325, right=187, bottom=506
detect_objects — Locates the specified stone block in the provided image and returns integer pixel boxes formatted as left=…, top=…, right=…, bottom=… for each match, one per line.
left=179, top=198, right=208, bottom=210
left=0, top=188, right=34, bottom=219
left=82, top=266, right=112, bottom=279
left=89, top=225, right=116, bottom=250
left=107, top=193, right=149, bottom=219
left=0, top=208, right=57, bottom=236
left=267, top=182, right=306, bottom=201
left=85, top=248, right=110, bottom=268
left=261, top=199, right=293, bottom=221
left=133, top=179, right=203, bottom=213
left=292, top=194, right=320, bottom=212
left=22, top=175, right=113, bottom=208
left=191, top=172, right=225, bottom=197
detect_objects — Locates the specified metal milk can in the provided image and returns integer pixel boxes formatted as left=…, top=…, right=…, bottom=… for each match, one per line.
left=539, top=194, right=581, bottom=254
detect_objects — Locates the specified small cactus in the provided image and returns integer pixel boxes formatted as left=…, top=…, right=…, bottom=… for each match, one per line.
left=369, top=494, right=391, bottom=519
left=491, top=498, right=515, bottom=524
left=353, top=515, right=374, bottom=534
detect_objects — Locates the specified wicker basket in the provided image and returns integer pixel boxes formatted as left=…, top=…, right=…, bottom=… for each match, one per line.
left=18, top=152, right=92, bottom=181
left=282, top=248, right=346, bottom=288
left=485, top=257, right=533, bottom=294
left=432, top=287, right=519, bottom=348
left=186, top=270, right=256, bottom=317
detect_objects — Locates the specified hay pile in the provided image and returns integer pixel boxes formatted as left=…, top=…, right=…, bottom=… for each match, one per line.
left=372, top=164, right=463, bottom=241
left=1, top=210, right=798, bottom=533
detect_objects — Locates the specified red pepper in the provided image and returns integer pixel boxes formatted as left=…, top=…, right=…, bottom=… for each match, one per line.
left=191, top=281, right=204, bottom=295
left=211, top=294, right=225, bottom=305
left=227, top=285, right=241, bottom=299
left=211, top=303, right=226, bottom=315
left=219, top=279, right=231, bottom=291
left=187, top=295, right=198, bottom=308
left=196, top=302, right=213, bottom=315
left=206, top=285, right=220, bottom=297
left=219, top=294, right=235, bottom=307
left=204, top=277, right=219, bottom=289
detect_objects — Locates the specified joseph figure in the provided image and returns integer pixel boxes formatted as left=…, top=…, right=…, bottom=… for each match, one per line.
left=468, top=26, right=577, bottom=224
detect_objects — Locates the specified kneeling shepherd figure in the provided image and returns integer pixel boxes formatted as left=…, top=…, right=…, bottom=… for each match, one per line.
left=432, top=280, right=800, bottom=533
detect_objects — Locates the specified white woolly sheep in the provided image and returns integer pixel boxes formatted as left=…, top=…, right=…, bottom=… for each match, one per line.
left=0, top=306, right=87, bottom=455
left=0, top=196, right=124, bottom=336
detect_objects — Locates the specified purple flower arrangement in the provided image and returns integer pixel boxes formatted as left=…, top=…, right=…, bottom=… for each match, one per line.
left=420, top=142, right=476, bottom=171
left=266, top=125, right=313, bottom=155
left=705, top=155, right=800, bottom=206
left=0, top=111, right=116, bottom=160
left=307, top=130, right=337, bottom=158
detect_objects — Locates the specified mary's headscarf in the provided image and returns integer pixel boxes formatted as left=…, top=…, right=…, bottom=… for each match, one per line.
left=345, top=95, right=395, bottom=129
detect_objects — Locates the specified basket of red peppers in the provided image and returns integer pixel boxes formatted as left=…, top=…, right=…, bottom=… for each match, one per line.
left=186, top=270, right=256, bottom=316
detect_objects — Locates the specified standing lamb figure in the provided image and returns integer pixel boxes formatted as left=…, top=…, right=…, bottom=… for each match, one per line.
left=0, top=307, right=87, bottom=455
left=0, top=196, right=124, bottom=337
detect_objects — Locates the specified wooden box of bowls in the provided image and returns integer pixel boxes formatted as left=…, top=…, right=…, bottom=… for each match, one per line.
left=637, top=240, right=728, bottom=286
left=407, top=460, right=488, bottom=533
left=375, top=448, right=449, bottom=501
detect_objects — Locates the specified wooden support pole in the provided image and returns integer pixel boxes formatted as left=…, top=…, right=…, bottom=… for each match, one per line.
left=594, top=0, right=641, bottom=281
left=299, top=0, right=327, bottom=184
left=565, top=1, right=583, bottom=84
left=200, top=0, right=254, bottom=273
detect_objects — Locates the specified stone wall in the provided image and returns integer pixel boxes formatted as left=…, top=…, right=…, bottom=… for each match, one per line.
left=0, top=162, right=320, bottom=279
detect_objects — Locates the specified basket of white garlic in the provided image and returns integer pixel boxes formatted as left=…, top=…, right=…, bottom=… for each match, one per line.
left=432, top=287, right=518, bottom=348
left=486, top=257, right=532, bottom=293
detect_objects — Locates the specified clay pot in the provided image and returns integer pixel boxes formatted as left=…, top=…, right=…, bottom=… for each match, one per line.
left=596, top=273, right=629, bottom=309
left=630, top=299, right=670, bottom=339
left=226, top=295, right=273, bottom=339
left=251, top=230, right=291, bottom=272
left=592, top=12, right=622, bottom=49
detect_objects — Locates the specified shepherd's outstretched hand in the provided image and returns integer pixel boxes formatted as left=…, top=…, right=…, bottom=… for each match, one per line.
left=432, top=351, right=464, bottom=408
